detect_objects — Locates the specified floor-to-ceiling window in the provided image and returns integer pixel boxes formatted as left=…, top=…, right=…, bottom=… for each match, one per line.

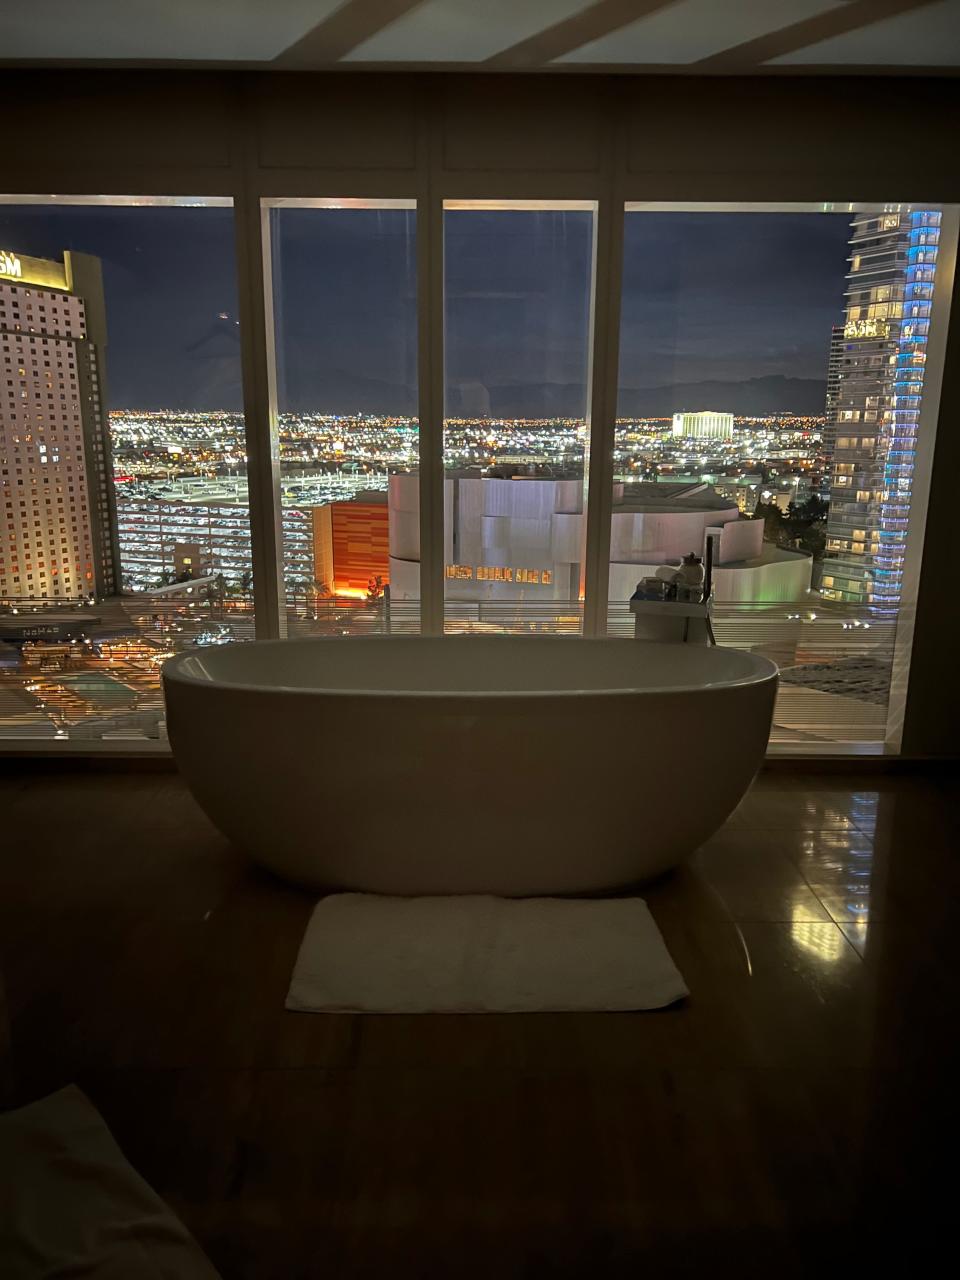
left=0, top=197, right=245, bottom=743
left=607, top=204, right=955, bottom=751
left=1, top=191, right=954, bottom=756
left=441, top=202, right=595, bottom=633
left=263, top=199, right=419, bottom=636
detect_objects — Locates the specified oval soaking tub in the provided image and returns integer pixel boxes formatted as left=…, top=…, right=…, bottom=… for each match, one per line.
left=163, top=636, right=777, bottom=896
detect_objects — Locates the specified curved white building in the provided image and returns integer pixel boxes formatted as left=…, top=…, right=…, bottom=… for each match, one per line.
left=608, top=482, right=811, bottom=603
left=387, top=475, right=811, bottom=605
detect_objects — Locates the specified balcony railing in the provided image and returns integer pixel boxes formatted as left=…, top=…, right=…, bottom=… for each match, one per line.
left=0, top=593, right=895, bottom=752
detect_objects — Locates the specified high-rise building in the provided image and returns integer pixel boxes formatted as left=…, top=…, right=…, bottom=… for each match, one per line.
left=823, top=210, right=942, bottom=611
left=671, top=410, right=734, bottom=440
left=822, top=324, right=846, bottom=458
left=0, top=248, right=120, bottom=602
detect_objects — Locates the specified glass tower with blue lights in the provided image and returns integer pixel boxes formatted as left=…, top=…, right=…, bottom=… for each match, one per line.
left=823, top=209, right=942, bottom=613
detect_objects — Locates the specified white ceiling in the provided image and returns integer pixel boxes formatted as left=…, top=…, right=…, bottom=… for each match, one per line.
left=557, top=0, right=844, bottom=65
left=344, top=0, right=588, bottom=63
left=1, top=1, right=344, bottom=62
left=770, top=0, right=960, bottom=64
left=2, top=0, right=958, bottom=70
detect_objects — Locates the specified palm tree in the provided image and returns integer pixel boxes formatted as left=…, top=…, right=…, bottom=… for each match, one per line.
left=312, top=578, right=332, bottom=623
left=204, top=573, right=227, bottom=616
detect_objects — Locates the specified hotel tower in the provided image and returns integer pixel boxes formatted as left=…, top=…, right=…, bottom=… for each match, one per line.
left=0, top=248, right=120, bottom=601
left=822, top=209, right=942, bottom=612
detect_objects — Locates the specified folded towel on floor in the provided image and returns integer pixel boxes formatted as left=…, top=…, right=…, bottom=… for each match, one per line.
left=287, top=893, right=688, bottom=1013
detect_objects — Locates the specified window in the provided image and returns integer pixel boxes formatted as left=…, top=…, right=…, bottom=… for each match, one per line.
left=265, top=199, right=418, bottom=635
left=0, top=191, right=954, bottom=759
left=0, top=195, right=246, bottom=743
left=442, top=201, right=595, bottom=633
left=609, top=203, right=953, bottom=751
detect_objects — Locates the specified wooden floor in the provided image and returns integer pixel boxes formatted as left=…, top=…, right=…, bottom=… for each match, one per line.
left=1, top=764, right=957, bottom=1277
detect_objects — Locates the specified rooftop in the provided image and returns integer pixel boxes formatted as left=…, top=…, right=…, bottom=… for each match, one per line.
left=612, top=481, right=740, bottom=516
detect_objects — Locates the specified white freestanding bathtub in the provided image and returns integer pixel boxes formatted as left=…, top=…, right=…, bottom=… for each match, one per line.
left=163, top=636, right=777, bottom=896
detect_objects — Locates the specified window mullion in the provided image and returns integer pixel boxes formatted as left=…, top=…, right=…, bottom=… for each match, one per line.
left=233, top=188, right=285, bottom=639
left=582, top=192, right=624, bottom=637
left=892, top=206, right=959, bottom=750
left=417, top=191, right=445, bottom=636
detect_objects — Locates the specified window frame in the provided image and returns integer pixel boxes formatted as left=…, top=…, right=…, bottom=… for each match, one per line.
left=439, top=198, right=602, bottom=634
left=613, top=200, right=958, bottom=755
left=0, top=185, right=955, bottom=757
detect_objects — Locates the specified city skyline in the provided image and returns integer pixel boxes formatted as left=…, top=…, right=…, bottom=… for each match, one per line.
left=0, top=210, right=917, bottom=746
left=2, top=206, right=934, bottom=619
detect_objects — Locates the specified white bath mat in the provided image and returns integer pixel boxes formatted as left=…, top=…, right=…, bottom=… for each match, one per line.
left=286, top=894, right=688, bottom=1014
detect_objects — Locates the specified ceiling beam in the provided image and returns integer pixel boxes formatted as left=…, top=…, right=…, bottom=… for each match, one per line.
left=693, top=0, right=944, bottom=72
left=273, top=0, right=428, bottom=67
left=484, top=0, right=681, bottom=69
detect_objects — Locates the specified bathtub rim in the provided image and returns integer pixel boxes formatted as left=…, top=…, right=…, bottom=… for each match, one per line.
left=162, top=636, right=779, bottom=701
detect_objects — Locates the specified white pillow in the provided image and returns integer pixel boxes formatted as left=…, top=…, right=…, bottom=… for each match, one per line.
left=0, top=1085, right=221, bottom=1280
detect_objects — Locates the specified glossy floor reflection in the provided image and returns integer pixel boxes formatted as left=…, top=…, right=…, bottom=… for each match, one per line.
left=0, top=765, right=957, bottom=1277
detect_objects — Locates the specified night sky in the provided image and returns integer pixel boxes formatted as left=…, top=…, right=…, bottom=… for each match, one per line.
left=0, top=204, right=242, bottom=411
left=0, top=204, right=852, bottom=417
left=620, top=212, right=852, bottom=414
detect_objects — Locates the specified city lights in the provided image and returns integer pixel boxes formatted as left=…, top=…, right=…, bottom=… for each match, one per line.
left=0, top=206, right=948, bottom=745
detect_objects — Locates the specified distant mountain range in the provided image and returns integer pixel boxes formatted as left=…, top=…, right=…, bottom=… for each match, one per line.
left=281, top=368, right=418, bottom=418
left=444, top=374, right=829, bottom=420
left=141, top=366, right=828, bottom=420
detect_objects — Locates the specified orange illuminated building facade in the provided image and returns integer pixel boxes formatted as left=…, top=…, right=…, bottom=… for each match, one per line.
left=312, top=493, right=390, bottom=595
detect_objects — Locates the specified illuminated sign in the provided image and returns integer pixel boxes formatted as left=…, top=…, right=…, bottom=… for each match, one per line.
left=844, top=319, right=889, bottom=339
left=445, top=565, right=553, bottom=585
left=0, top=249, right=69, bottom=290
left=21, top=625, right=62, bottom=638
